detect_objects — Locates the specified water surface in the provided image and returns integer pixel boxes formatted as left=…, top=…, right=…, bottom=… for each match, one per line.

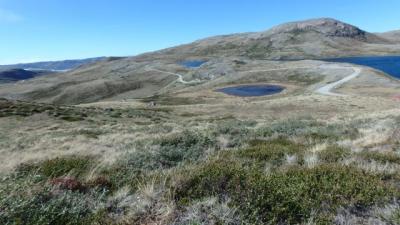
left=180, top=60, right=207, bottom=68
left=217, top=85, right=284, bottom=97
left=325, top=56, right=400, bottom=79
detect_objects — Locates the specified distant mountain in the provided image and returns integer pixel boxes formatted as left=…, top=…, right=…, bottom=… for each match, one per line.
left=0, top=69, right=50, bottom=83
left=0, top=57, right=107, bottom=71
left=138, top=18, right=398, bottom=60
left=377, top=30, right=400, bottom=43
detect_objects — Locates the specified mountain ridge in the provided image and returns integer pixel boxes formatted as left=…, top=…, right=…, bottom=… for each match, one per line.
left=0, top=57, right=108, bottom=71
left=139, top=18, right=398, bottom=61
left=0, top=69, right=50, bottom=83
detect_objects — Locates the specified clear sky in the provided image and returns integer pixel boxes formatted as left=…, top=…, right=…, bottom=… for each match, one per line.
left=1, top=0, right=399, bottom=64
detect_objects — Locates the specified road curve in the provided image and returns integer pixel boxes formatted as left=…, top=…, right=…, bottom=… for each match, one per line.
left=147, top=68, right=201, bottom=84
left=148, top=65, right=362, bottom=96
left=315, top=66, right=362, bottom=96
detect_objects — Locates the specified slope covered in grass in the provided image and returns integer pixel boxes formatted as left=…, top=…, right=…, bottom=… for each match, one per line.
left=1, top=103, right=400, bottom=224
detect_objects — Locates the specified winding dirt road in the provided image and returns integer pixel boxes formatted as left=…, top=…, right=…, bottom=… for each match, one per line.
left=315, top=66, right=362, bottom=96
left=147, top=68, right=201, bottom=84
left=148, top=64, right=362, bottom=96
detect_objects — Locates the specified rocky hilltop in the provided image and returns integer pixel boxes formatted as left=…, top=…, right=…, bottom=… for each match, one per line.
left=144, top=18, right=397, bottom=60
left=268, top=18, right=374, bottom=40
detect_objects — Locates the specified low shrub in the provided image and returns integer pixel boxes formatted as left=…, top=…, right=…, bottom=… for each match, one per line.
left=216, top=119, right=256, bottom=135
left=0, top=188, right=99, bottom=225
left=60, top=115, right=85, bottom=122
left=156, top=131, right=216, bottom=167
left=99, top=131, right=218, bottom=191
left=237, top=138, right=305, bottom=166
left=318, top=146, right=351, bottom=163
left=175, top=160, right=397, bottom=224
left=175, top=197, right=241, bottom=225
left=1, top=157, right=107, bottom=225
left=213, top=119, right=256, bottom=147
left=75, top=129, right=103, bottom=139
left=358, top=151, right=400, bottom=164
left=50, top=177, right=85, bottom=192
left=118, top=131, right=217, bottom=172
left=256, top=119, right=322, bottom=137
left=256, top=119, right=359, bottom=142
left=17, top=156, right=93, bottom=178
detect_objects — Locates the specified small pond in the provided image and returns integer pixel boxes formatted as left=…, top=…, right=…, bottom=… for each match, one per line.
left=179, top=60, right=207, bottom=68
left=216, top=85, right=284, bottom=97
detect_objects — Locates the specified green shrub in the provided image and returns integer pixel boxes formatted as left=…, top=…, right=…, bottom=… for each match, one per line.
left=256, top=119, right=359, bottom=142
left=216, top=119, right=256, bottom=135
left=386, top=208, right=400, bottom=225
left=97, top=163, right=145, bottom=191
left=213, top=119, right=256, bottom=147
left=318, top=146, right=351, bottom=163
left=175, top=160, right=396, bottom=224
left=175, top=159, right=249, bottom=204
left=0, top=187, right=100, bottom=225
left=60, top=115, right=85, bottom=122
left=17, top=156, right=93, bottom=178
left=75, top=129, right=103, bottom=139
left=256, top=119, right=321, bottom=137
left=101, top=130, right=219, bottom=190
left=302, top=124, right=359, bottom=142
left=104, top=131, right=218, bottom=190
left=359, top=151, right=400, bottom=164
left=155, top=131, right=217, bottom=168
left=1, top=157, right=107, bottom=225
left=237, top=138, right=305, bottom=166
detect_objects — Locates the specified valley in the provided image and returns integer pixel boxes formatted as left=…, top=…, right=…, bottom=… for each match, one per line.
left=1, top=18, right=400, bottom=224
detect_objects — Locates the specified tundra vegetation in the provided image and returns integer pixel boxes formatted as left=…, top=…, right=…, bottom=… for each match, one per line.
left=1, top=97, right=400, bottom=225
left=1, top=18, right=400, bottom=225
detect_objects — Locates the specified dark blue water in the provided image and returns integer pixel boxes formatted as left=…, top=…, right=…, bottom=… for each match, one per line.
left=325, top=56, right=400, bottom=79
left=180, top=60, right=207, bottom=68
left=217, top=85, right=284, bottom=97
left=0, top=69, right=45, bottom=83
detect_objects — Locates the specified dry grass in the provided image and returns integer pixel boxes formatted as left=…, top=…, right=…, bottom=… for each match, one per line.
left=1, top=64, right=400, bottom=224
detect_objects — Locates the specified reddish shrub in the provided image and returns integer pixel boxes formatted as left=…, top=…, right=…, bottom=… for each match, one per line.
left=86, top=176, right=112, bottom=189
left=50, top=177, right=85, bottom=192
left=393, top=95, right=400, bottom=101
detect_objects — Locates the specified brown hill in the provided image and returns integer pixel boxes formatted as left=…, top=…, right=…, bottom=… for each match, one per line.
left=1, top=18, right=400, bottom=104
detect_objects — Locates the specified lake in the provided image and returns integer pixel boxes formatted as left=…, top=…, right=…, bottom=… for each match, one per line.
left=180, top=60, right=207, bottom=68
left=324, top=56, right=400, bottom=79
left=217, top=85, right=284, bottom=97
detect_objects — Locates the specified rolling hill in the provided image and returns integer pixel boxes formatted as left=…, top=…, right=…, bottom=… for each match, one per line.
left=0, top=69, right=51, bottom=83
left=138, top=18, right=399, bottom=60
left=2, top=17, right=400, bottom=225
left=1, top=18, right=400, bottom=104
left=378, top=30, right=400, bottom=43
left=0, top=57, right=107, bottom=71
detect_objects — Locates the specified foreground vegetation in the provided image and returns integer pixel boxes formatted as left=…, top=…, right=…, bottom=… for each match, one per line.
left=1, top=99, right=400, bottom=224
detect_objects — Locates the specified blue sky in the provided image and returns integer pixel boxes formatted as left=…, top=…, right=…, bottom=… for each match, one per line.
left=1, top=0, right=399, bottom=64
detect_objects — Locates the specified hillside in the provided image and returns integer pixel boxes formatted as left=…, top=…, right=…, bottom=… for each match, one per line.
left=2, top=17, right=400, bottom=225
left=0, top=69, right=50, bottom=83
left=0, top=57, right=107, bottom=71
left=138, top=18, right=399, bottom=60
left=378, top=30, right=400, bottom=43
left=0, top=18, right=400, bottom=105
